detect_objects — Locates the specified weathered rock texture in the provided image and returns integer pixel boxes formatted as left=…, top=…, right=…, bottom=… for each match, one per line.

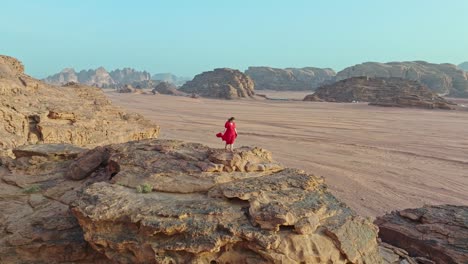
left=152, top=81, right=186, bottom=96
left=304, top=77, right=455, bottom=109
left=335, top=61, right=468, bottom=97
left=459, top=62, right=468, bottom=71
left=71, top=139, right=383, bottom=264
left=375, top=205, right=468, bottom=264
left=379, top=242, right=422, bottom=264
left=245, top=66, right=336, bottom=91
left=0, top=144, right=113, bottom=263
left=44, top=67, right=151, bottom=88
left=0, top=55, right=159, bottom=156
left=179, top=68, right=255, bottom=99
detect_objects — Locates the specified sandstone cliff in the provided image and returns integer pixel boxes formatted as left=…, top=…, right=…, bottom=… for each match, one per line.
left=0, top=55, right=159, bottom=156
left=304, top=77, right=454, bottom=109
left=335, top=61, right=468, bottom=97
left=376, top=205, right=468, bottom=264
left=179, top=68, right=255, bottom=99
left=245, top=66, right=336, bottom=91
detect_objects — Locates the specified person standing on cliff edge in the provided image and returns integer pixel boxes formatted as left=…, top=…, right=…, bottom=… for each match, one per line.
left=216, top=117, right=238, bottom=152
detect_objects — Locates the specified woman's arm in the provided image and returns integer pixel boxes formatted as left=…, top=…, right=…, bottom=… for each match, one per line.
left=235, top=128, right=238, bottom=136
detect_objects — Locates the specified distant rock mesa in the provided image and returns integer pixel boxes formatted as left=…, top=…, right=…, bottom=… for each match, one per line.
left=179, top=68, right=255, bottom=99
left=304, top=77, right=455, bottom=109
left=246, top=66, right=336, bottom=91
left=336, top=61, right=468, bottom=97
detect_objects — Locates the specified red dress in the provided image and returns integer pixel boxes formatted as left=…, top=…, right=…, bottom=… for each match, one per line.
left=218, top=121, right=237, bottom=144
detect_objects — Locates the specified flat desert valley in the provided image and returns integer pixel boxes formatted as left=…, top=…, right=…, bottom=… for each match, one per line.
left=106, top=91, right=468, bottom=217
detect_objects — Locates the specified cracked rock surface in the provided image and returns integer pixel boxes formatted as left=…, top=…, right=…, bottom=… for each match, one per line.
left=0, top=144, right=113, bottom=263
left=376, top=205, right=468, bottom=264
left=71, top=139, right=383, bottom=263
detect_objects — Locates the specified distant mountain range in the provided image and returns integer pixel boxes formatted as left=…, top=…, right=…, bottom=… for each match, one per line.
left=43, top=60, right=468, bottom=98
left=458, top=62, right=468, bottom=71
left=245, top=61, right=468, bottom=97
left=43, top=68, right=190, bottom=88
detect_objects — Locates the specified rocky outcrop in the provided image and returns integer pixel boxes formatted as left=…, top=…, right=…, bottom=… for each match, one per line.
left=76, top=67, right=114, bottom=87
left=0, top=55, right=25, bottom=77
left=375, top=205, right=468, bottom=264
left=304, top=77, right=455, bottom=109
left=0, top=144, right=113, bottom=263
left=179, top=68, right=255, bottom=99
left=109, top=68, right=151, bottom=85
left=42, top=68, right=79, bottom=85
left=459, top=62, right=468, bottom=71
left=152, top=73, right=191, bottom=86
left=0, top=55, right=160, bottom=156
left=70, top=139, right=383, bottom=264
left=335, top=61, right=468, bottom=97
left=116, top=84, right=137, bottom=93
left=44, top=67, right=152, bottom=88
left=245, top=66, right=336, bottom=91
left=151, top=81, right=186, bottom=96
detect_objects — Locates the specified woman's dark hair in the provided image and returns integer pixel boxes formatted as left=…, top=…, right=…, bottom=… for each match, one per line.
left=228, top=117, right=235, bottom=122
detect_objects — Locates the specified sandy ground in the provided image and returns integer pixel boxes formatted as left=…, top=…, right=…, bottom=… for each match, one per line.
left=105, top=91, right=468, bottom=217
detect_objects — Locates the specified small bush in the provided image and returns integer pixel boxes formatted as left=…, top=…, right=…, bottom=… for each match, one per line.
left=136, top=183, right=152, bottom=193
left=23, top=185, right=41, bottom=194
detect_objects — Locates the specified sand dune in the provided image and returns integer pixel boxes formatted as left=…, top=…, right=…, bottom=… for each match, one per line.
left=105, top=91, right=468, bottom=217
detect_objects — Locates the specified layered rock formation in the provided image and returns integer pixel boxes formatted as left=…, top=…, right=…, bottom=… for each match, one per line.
left=459, top=62, right=468, bottom=71
left=151, top=81, right=186, bottom=96
left=304, top=77, right=455, bottom=109
left=0, top=144, right=113, bottom=263
left=335, top=61, right=468, bottom=97
left=71, top=139, right=383, bottom=264
left=0, top=55, right=159, bottom=156
left=375, top=205, right=468, bottom=264
left=44, top=67, right=152, bottom=88
left=179, top=68, right=255, bottom=99
left=245, top=66, right=336, bottom=91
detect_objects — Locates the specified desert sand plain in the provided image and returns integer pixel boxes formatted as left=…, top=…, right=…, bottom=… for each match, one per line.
left=106, top=91, right=468, bottom=217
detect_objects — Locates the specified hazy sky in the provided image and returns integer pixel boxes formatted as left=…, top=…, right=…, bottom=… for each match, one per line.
left=1, top=0, right=467, bottom=78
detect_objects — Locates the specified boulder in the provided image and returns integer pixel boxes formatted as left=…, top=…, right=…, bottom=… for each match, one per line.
left=151, top=81, right=186, bottom=96
left=66, top=146, right=110, bottom=180
left=179, top=68, right=255, bottom=99
left=0, top=55, right=160, bottom=156
left=304, top=77, right=455, bottom=109
left=245, top=66, right=336, bottom=91
left=70, top=139, right=383, bottom=264
left=335, top=61, right=468, bottom=97
left=375, top=205, right=468, bottom=264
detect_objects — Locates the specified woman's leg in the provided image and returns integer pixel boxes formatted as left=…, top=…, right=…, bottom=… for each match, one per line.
left=230, top=143, right=234, bottom=151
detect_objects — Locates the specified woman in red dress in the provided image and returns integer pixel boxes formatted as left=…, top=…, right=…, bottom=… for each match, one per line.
left=217, top=117, right=238, bottom=151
